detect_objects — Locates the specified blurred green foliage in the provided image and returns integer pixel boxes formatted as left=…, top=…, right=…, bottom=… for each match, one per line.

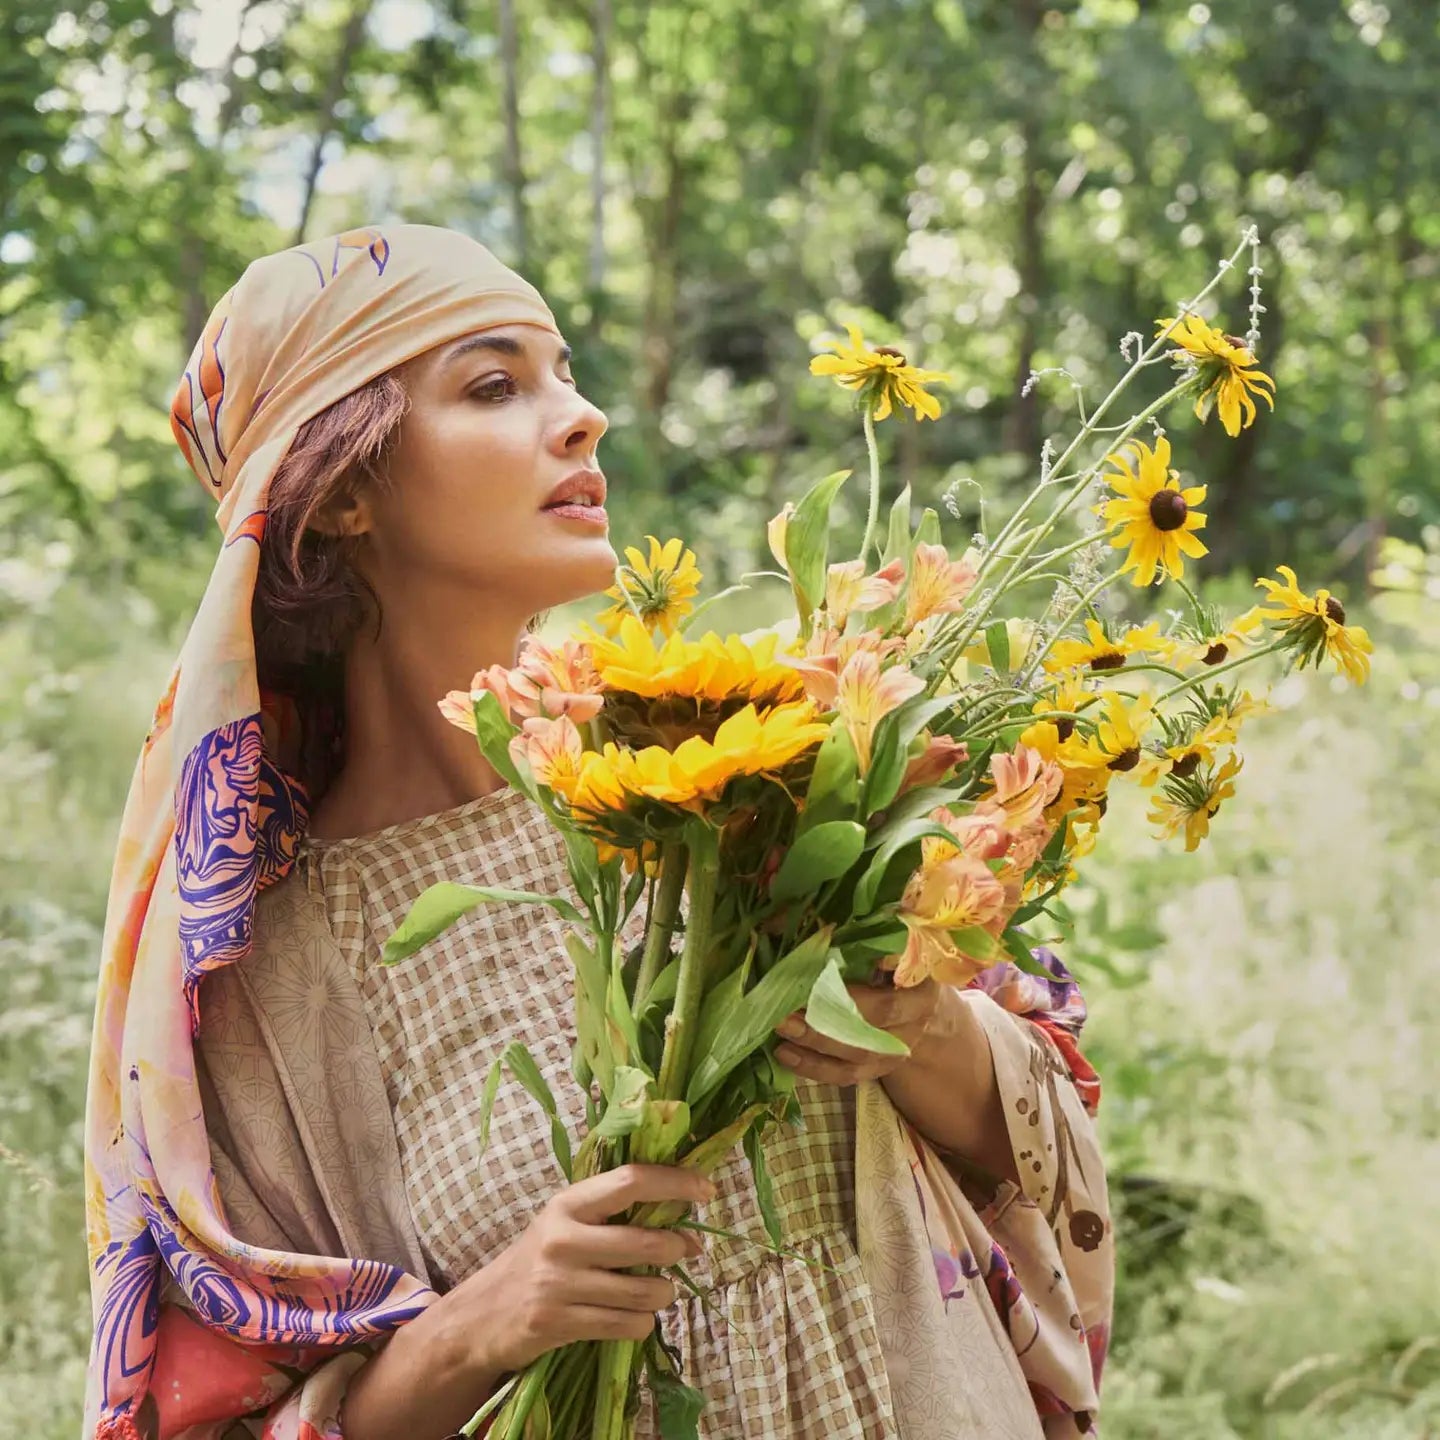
left=3, top=0, right=1438, bottom=1434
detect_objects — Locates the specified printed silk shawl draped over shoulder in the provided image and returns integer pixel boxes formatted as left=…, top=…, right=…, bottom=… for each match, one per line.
left=82, top=224, right=562, bottom=1440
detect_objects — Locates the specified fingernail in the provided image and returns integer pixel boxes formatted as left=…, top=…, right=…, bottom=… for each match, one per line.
left=777, top=1017, right=805, bottom=1040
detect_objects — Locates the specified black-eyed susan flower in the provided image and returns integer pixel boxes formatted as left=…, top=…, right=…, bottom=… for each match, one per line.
left=1166, top=603, right=1266, bottom=668
left=1157, top=312, right=1276, bottom=437
left=1148, top=752, right=1243, bottom=851
left=1253, top=565, right=1373, bottom=685
left=1094, top=436, right=1209, bottom=587
left=1066, top=691, right=1154, bottom=773
left=809, top=324, right=950, bottom=421
left=1043, top=618, right=1169, bottom=675
left=597, top=535, right=702, bottom=638
left=1135, top=699, right=1254, bottom=787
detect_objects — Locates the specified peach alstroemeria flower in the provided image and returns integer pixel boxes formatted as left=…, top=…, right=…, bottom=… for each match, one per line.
left=825, top=557, right=905, bottom=630
left=981, top=744, right=1065, bottom=832
left=836, top=650, right=924, bottom=772
left=438, top=663, right=519, bottom=734
left=894, top=854, right=1010, bottom=988
left=905, top=543, right=980, bottom=628
left=509, top=715, right=586, bottom=796
left=510, top=637, right=605, bottom=723
left=899, top=732, right=969, bottom=794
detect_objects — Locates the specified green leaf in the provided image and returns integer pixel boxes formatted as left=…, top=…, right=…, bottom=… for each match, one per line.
left=881, top=483, right=914, bottom=570
left=795, top=725, right=861, bottom=835
left=914, top=507, right=942, bottom=548
left=652, top=1369, right=707, bottom=1440
left=500, top=1040, right=574, bottom=1180
left=606, top=956, right=643, bottom=1071
left=470, top=690, right=531, bottom=797
left=685, top=928, right=834, bottom=1109
left=381, top=882, right=583, bottom=965
left=592, top=1064, right=653, bottom=1140
left=633, top=1097, right=692, bottom=1165
left=743, top=1122, right=783, bottom=1251
left=803, top=955, right=910, bottom=1056
left=851, top=817, right=958, bottom=914
left=950, top=925, right=1003, bottom=965
left=475, top=1053, right=505, bottom=1156
left=565, top=931, right=613, bottom=1092
left=999, top=926, right=1051, bottom=976
left=985, top=619, right=1012, bottom=674
left=637, top=956, right=681, bottom=1023
left=769, top=820, right=866, bottom=902
left=862, top=695, right=960, bottom=816
left=689, top=965, right=747, bottom=1080
left=785, top=468, right=851, bottom=617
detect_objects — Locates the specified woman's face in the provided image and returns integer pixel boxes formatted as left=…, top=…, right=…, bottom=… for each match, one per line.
left=360, top=322, right=613, bottom=619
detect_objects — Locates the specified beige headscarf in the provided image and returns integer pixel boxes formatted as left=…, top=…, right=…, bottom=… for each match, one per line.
left=84, top=224, right=560, bottom=1440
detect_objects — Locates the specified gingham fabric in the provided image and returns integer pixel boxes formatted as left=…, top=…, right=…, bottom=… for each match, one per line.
left=196, top=786, right=1111, bottom=1437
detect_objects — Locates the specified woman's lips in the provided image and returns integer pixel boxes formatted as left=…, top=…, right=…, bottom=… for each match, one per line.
left=542, top=501, right=608, bottom=527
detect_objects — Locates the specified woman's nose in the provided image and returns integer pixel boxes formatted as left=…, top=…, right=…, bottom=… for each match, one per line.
left=560, top=388, right=608, bottom=452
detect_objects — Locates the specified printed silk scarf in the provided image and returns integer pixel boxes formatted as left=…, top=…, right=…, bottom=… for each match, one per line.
left=83, top=223, right=562, bottom=1440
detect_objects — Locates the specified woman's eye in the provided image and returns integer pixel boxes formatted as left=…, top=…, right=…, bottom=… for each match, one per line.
left=470, top=375, right=519, bottom=403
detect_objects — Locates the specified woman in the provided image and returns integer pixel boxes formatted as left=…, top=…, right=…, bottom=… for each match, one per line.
left=84, top=223, right=1112, bottom=1440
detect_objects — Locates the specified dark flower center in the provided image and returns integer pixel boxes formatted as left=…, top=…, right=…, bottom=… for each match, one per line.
left=1202, top=641, right=1229, bottom=665
left=1170, top=751, right=1202, bottom=779
left=1324, top=595, right=1346, bottom=625
left=1108, top=746, right=1141, bottom=773
left=1055, top=717, right=1076, bottom=742
left=1148, top=490, right=1189, bottom=532
left=1090, top=651, right=1127, bottom=672
left=873, top=345, right=908, bottom=363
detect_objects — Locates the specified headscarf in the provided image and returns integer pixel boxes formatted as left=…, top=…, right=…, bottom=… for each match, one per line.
left=83, top=224, right=561, bottom=1440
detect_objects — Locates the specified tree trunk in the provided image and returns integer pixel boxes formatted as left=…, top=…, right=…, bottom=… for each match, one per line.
left=499, top=0, right=529, bottom=267
left=1002, top=0, right=1046, bottom=459
left=293, top=1, right=374, bottom=247
left=588, top=0, right=610, bottom=299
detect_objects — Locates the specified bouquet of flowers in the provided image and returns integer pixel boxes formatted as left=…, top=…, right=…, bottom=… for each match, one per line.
left=382, top=227, right=1370, bottom=1439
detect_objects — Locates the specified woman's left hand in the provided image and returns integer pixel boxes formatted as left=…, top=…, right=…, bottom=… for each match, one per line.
left=772, top=977, right=941, bottom=1085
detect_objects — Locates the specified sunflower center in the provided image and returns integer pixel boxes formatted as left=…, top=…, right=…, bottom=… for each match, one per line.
left=873, top=345, right=908, bottom=363
left=1148, top=490, right=1189, bottom=532
left=1324, top=595, right=1346, bottom=626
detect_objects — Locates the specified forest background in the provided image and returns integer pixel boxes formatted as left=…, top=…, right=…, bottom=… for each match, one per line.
left=2, top=1, right=1438, bottom=1435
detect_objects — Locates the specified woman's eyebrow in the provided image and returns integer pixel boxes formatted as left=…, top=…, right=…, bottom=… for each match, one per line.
left=443, top=334, right=574, bottom=368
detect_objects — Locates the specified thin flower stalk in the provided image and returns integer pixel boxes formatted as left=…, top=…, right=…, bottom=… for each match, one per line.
left=858, top=406, right=883, bottom=564
left=633, top=841, right=688, bottom=1012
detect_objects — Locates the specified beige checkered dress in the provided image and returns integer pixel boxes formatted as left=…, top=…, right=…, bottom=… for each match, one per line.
left=294, top=786, right=896, bottom=1437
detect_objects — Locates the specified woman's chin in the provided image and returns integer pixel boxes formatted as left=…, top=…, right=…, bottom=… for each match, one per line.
left=529, top=536, right=618, bottom=612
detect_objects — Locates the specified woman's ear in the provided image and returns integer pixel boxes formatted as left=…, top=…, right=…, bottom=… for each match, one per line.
left=308, top=490, right=374, bottom=539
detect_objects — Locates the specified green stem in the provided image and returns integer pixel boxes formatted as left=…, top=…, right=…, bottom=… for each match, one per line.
left=590, top=1337, right=638, bottom=1440
left=1018, top=571, right=1127, bottom=684
left=655, top=823, right=718, bottom=1103
left=633, top=841, right=688, bottom=1013
left=858, top=406, right=882, bottom=565
left=1151, top=638, right=1288, bottom=706
left=490, top=1350, right=559, bottom=1438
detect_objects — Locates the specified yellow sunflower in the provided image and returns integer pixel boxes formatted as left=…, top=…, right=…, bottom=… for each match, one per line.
left=597, top=535, right=702, bottom=637
left=1253, top=565, right=1373, bottom=685
left=1094, top=436, right=1209, bottom=587
left=1043, top=618, right=1169, bottom=675
left=566, top=701, right=827, bottom=816
left=809, top=324, right=950, bottom=421
left=1148, top=752, right=1243, bottom=851
left=586, top=614, right=806, bottom=707
left=1157, top=312, right=1276, bottom=436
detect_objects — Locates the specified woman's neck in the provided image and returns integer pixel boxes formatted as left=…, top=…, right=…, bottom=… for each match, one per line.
left=307, top=604, right=529, bottom=842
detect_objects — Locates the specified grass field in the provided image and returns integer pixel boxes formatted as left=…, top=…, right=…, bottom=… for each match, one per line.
left=3, top=566, right=1437, bottom=1439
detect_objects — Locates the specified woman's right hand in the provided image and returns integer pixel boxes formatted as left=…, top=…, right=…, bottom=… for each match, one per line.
left=460, top=1162, right=715, bottom=1374
left=341, top=1165, right=714, bottom=1440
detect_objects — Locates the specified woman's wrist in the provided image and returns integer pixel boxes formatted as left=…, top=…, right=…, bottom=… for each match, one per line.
left=341, top=1278, right=508, bottom=1440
